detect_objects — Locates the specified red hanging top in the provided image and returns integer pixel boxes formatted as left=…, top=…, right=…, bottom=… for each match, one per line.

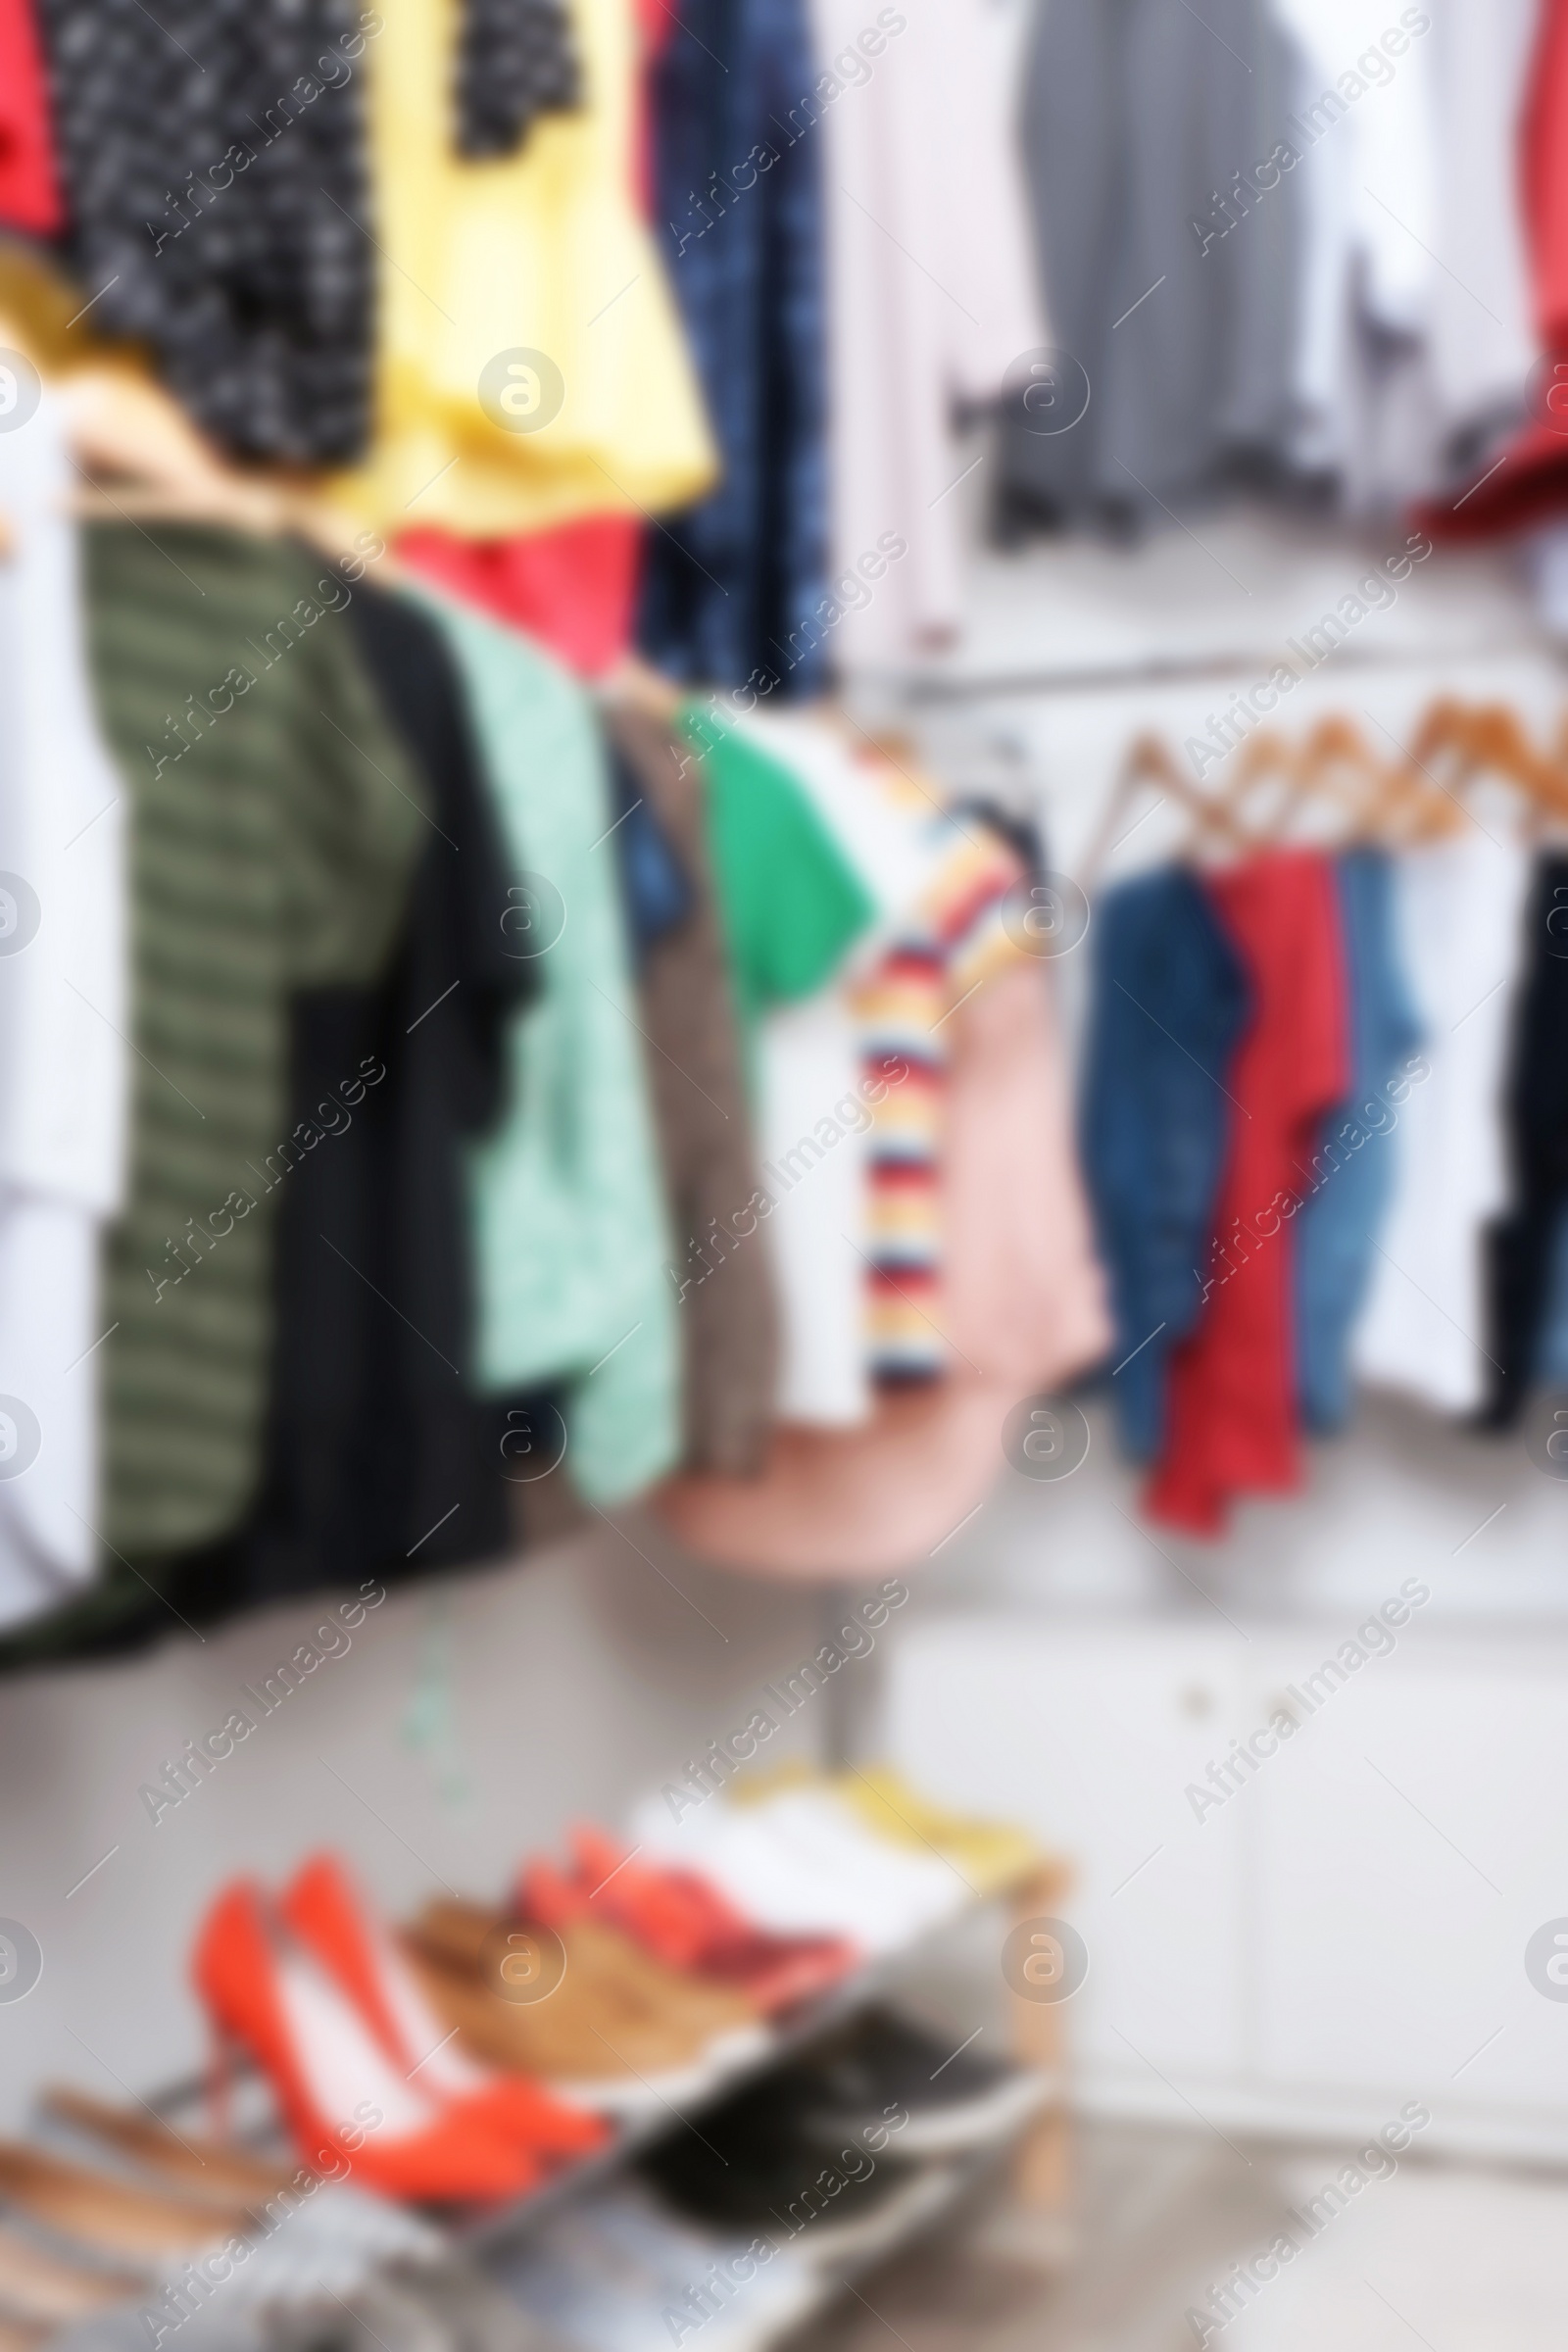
left=0, top=0, right=64, bottom=235
left=1146, top=852, right=1349, bottom=1539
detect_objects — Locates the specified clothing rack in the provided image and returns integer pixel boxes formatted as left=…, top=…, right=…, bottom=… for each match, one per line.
left=901, top=635, right=1568, bottom=706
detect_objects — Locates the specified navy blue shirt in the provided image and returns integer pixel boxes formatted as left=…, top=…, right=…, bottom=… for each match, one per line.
left=638, top=0, right=829, bottom=695
left=1082, top=865, right=1251, bottom=1459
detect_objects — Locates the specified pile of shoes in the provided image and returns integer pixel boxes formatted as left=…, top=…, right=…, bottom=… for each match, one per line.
left=630, top=1767, right=1041, bottom=1955
left=488, top=2176, right=823, bottom=2352
left=0, top=2086, right=579, bottom=2352
left=6, top=1776, right=1046, bottom=2351
left=493, top=2003, right=1053, bottom=2352
left=193, top=1859, right=610, bottom=2205
left=398, top=1829, right=858, bottom=2121
left=0, top=2088, right=445, bottom=2352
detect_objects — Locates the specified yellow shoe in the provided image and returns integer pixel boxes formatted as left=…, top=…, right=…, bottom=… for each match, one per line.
left=834, top=1765, right=1045, bottom=1897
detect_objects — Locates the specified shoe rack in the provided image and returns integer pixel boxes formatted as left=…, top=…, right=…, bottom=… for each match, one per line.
left=125, top=1850, right=1075, bottom=2344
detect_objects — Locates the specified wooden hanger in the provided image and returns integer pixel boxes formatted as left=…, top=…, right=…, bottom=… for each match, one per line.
left=1470, top=703, right=1568, bottom=825
left=1402, top=700, right=1568, bottom=838
left=60, top=370, right=291, bottom=532
left=1388, top=699, right=1476, bottom=840
left=0, top=298, right=284, bottom=535
left=55, top=361, right=397, bottom=577
left=1077, top=730, right=1250, bottom=892
left=1201, top=725, right=1310, bottom=847
left=1257, top=710, right=1450, bottom=845
left=1284, top=714, right=1393, bottom=840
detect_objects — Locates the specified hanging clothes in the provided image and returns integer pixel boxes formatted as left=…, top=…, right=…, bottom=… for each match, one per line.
left=810, top=0, right=1041, bottom=662
left=87, top=529, right=425, bottom=1569
left=0, top=0, right=62, bottom=233
left=726, top=711, right=956, bottom=1404
left=1528, top=0, right=1568, bottom=358
left=604, top=702, right=780, bottom=1476
left=1418, top=0, right=1561, bottom=537
left=0, top=394, right=126, bottom=1633
left=1478, top=854, right=1568, bottom=1427
left=36, top=0, right=376, bottom=465
left=1271, top=0, right=1444, bottom=509
left=236, top=580, right=532, bottom=1606
left=1534, top=1204, right=1568, bottom=1390
left=653, top=957, right=1109, bottom=1575
left=679, top=710, right=877, bottom=1424
left=637, top=0, right=828, bottom=693
left=398, top=0, right=649, bottom=684
left=1353, top=826, right=1529, bottom=1413
left=733, top=710, right=950, bottom=930
left=758, top=990, right=875, bottom=1424
left=416, top=591, right=679, bottom=1506
left=687, top=710, right=875, bottom=1046
left=1422, top=0, right=1538, bottom=465
left=1147, top=854, right=1348, bottom=1538
left=398, top=521, right=642, bottom=680
left=455, top=0, right=581, bottom=157
left=853, top=808, right=1036, bottom=1387
left=1294, top=850, right=1423, bottom=1435
left=854, top=938, right=946, bottom=1387
left=337, top=0, right=715, bottom=537
left=605, top=743, right=693, bottom=966
left=1000, top=0, right=1300, bottom=535
left=1082, top=865, right=1252, bottom=1464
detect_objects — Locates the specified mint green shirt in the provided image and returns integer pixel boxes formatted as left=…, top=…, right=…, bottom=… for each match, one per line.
left=417, top=593, right=678, bottom=1506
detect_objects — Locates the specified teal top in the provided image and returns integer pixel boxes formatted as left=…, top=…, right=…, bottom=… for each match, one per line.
left=416, top=590, right=678, bottom=1506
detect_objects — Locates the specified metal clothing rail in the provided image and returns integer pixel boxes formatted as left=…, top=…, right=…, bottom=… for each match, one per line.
left=894, top=632, right=1568, bottom=706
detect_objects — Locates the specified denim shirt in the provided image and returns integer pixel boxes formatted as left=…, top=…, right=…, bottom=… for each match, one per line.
left=1295, top=849, right=1422, bottom=1434
left=1082, top=864, right=1251, bottom=1458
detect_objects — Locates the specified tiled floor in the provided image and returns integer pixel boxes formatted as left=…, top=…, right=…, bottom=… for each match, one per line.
left=794, top=2120, right=1568, bottom=2352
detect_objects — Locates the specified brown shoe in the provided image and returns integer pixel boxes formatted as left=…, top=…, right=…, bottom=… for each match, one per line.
left=39, top=2086, right=296, bottom=2207
left=548, top=1916, right=762, bottom=2039
left=412, top=1896, right=761, bottom=2040
left=400, top=1916, right=739, bottom=2118
left=0, top=2143, right=252, bottom=2260
left=0, top=2223, right=146, bottom=2324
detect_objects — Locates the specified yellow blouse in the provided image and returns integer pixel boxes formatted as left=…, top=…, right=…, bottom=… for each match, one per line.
left=332, top=0, right=717, bottom=535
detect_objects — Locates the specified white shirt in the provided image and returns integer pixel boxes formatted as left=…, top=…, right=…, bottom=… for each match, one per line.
left=759, top=990, right=872, bottom=1426
left=0, top=389, right=128, bottom=1623
left=1353, top=825, right=1529, bottom=1412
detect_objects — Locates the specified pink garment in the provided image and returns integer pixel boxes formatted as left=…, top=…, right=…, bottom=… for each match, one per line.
left=653, top=961, right=1109, bottom=1577
left=809, top=0, right=1042, bottom=663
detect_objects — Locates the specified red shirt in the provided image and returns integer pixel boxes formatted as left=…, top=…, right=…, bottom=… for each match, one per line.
left=0, top=0, right=63, bottom=235
left=1419, top=0, right=1567, bottom=539
left=1146, top=853, right=1348, bottom=1537
left=398, top=517, right=641, bottom=679
left=1527, top=0, right=1568, bottom=354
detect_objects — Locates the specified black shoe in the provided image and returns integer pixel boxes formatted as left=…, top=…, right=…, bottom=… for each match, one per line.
left=787, top=2006, right=1053, bottom=2160
left=641, top=2071, right=911, bottom=2236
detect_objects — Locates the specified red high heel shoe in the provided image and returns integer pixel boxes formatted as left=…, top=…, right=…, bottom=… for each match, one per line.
left=191, top=1880, right=541, bottom=2205
left=567, top=1825, right=858, bottom=2012
left=280, top=1855, right=605, bottom=2162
